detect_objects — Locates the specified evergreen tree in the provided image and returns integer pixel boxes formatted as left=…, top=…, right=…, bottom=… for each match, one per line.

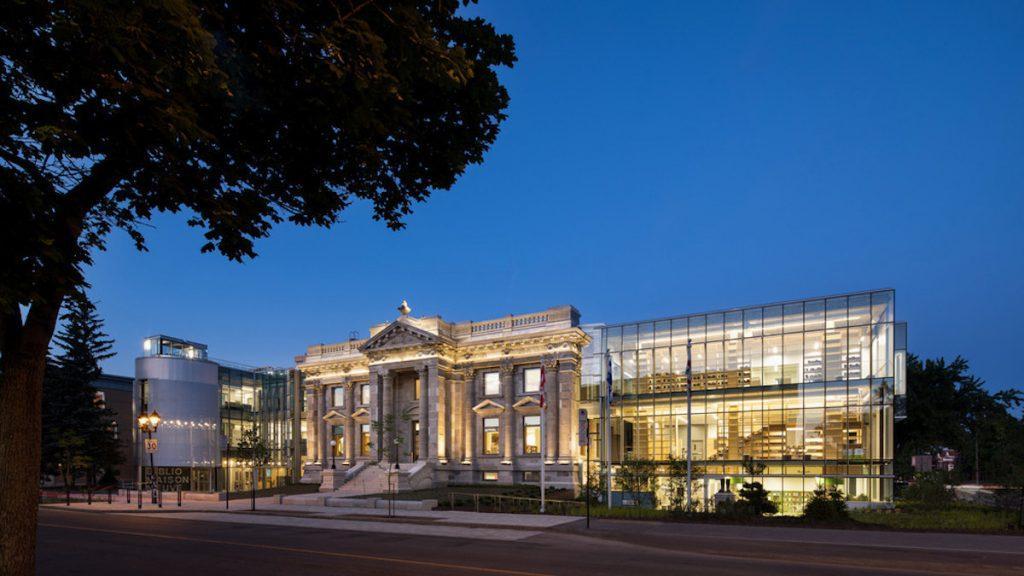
left=40, top=290, right=121, bottom=487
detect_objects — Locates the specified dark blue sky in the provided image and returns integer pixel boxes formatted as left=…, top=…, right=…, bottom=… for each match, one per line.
left=90, top=2, right=1023, bottom=391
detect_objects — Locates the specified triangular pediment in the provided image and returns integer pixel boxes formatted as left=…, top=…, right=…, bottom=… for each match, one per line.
left=472, top=399, right=506, bottom=416
left=351, top=407, right=371, bottom=422
left=322, top=409, right=348, bottom=424
left=359, top=319, right=440, bottom=353
left=512, top=396, right=542, bottom=414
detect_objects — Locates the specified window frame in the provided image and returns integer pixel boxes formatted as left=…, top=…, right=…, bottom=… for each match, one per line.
left=523, top=367, right=541, bottom=393
left=483, top=372, right=501, bottom=396
left=482, top=416, right=500, bottom=455
left=523, top=415, right=541, bottom=455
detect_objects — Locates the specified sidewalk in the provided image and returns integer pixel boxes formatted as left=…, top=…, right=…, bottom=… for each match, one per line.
left=41, top=497, right=582, bottom=531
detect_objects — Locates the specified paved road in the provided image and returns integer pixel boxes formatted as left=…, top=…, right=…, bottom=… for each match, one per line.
left=37, top=508, right=1024, bottom=575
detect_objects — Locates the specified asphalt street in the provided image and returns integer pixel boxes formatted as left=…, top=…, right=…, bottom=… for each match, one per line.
left=37, top=507, right=1024, bottom=575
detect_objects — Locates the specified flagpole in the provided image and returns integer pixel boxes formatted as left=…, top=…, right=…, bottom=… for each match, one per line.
left=686, top=338, right=693, bottom=510
left=605, top=349, right=612, bottom=510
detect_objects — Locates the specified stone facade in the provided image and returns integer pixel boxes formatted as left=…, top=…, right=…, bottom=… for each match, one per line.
left=296, top=303, right=589, bottom=490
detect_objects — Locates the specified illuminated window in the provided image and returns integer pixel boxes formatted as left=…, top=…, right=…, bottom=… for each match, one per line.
left=360, top=384, right=370, bottom=405
left=360, top=424, right=371, bottom=456
left=332, top=425, right=344, bottom=457
left=482, top=471, right=499, bottom=481
left=523, top=415, right=541, bottom=454
left=414, top=377, right=421, bottom=400
left=332, top=387, right=345, bottom=407
left=523, top=368, right=541, bottom=393
left=482, top=417, right=500, bottom=455
left=484, top=372, right=500, bottom=396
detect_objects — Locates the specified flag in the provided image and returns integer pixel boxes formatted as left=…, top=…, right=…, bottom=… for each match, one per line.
left=606, top=352, right=614, bottom=407
left=540, top=365, right=546, bottom=409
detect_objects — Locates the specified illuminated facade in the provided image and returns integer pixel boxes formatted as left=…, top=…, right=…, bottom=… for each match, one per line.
left=298, top=291, right=903, bottom=512
left=135, top=335, right=303, bottom=492
left=296, top=304, right=590, bottom=489
left=580, top=289, right=905, bottom=513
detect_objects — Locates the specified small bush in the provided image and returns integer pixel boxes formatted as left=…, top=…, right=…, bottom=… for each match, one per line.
left=803, top=486, right=849, bottom=522
left=738, top=481, right=778, bottom=516
left=903, top=471, right=954, bottom=507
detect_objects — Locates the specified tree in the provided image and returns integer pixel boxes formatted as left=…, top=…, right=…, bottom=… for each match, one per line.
left=618, top=454, right=658, bottom=509
left=370, top=408, right=412, bottom=517
left=895, top=355, right=1023, bottom=484
left=737, top=482, right=778, bottom=516
left=803, top=485, right=849, bottom=522
left=39, top=289, right=121, bottom=488
left=236, top=428, right=270, bottom=510
left=1, top=2, right=514, bottom=571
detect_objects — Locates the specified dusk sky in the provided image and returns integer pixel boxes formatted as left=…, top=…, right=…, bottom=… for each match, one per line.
left=88, top=2, right=1022, bottom=392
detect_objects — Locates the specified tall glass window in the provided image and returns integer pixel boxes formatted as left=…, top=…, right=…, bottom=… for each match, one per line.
left=332, top=386, right=345, bottom=407
left=523, top=415, right=541, bottom=454
left=482, top=417, right=500, bottom=455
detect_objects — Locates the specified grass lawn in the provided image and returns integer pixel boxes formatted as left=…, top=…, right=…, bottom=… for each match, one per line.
left=851, top=503, right=1022, bottom=534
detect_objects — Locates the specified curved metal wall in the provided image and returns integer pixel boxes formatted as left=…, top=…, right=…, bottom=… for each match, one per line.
left=135, top=356, right=220, bottom=468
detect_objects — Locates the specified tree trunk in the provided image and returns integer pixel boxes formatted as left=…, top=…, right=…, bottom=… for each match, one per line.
left=1, top=342, right=49, bottom=575
left=1, top=298, right=63, bottom=575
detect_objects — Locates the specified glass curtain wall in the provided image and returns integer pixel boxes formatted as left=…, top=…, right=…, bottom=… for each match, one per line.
left=580, top=290, right=897, bottom=514
left=219, top=367, right=295, bottom=491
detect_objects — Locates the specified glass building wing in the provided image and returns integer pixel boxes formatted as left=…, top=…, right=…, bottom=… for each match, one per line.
left=580, top=289, right=903, bottom=514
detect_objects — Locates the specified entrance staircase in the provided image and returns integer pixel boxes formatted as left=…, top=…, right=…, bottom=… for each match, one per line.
left=333, top=464, right=389, bottom=496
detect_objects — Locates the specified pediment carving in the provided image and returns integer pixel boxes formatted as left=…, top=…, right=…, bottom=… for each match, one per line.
left=512, top=396, right=542, bottom=415
left=472, top=399, right=506, bottom=416
left=359, top=320, right=440, bottom=353
left=322, top=409, right=348, bottom=424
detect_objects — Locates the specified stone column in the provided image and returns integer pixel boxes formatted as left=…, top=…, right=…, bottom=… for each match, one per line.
left=463, top=369, right=476, bottom=463
left=320, top=385, right=331, bottom=466
left=345, top=381, right=356, bottom=464
left=418, top=365, right=429, bottom=462
left=558, top=358, right=578, bottom=464
left=544, top=358, right=559, bottom=463
left=305, top=387, right=318, bottom=463
left=501, top=359, right=515, bottom=464
left=435, top=365, right=447, bottom=462
left=381, top=370, right=393, bottom=462
left=370, top=369, right=381, bottom=461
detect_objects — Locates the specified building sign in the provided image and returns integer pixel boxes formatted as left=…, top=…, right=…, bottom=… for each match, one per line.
left=144, top=438, right=159, bottom=453
left=578, top=409, right=589, bottom=447
left=154, top=467, right=190, bottom=489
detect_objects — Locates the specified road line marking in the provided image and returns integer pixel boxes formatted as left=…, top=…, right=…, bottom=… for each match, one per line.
left=39, top=523, right=552, bottom=576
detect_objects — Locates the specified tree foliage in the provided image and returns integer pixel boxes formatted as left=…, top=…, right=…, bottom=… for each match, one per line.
left=0, top=2, right=514, bottom=571
left=618, top=454, right=658, bottom=508
left=40, top=289, right=121, bottom=487
left=802, top=485, right=849, bottom=522
left=896, top=355, right=1024, bottom=485
left=737, top=481, right=778, bottom=516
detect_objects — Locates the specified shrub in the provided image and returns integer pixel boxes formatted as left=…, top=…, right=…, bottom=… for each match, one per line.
left=738, top=481, right=778, bottom=516
left=903, top=471, right=954, bottom=507
left=803, top=486, right=849, bottom=522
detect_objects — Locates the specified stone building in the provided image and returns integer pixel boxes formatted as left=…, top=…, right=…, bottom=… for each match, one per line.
left=296, top=302, right=590, bottom=490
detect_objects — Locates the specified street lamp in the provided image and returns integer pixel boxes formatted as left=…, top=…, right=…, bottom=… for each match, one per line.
left=329, top=440, right=337, bottom=470
left=138, top=410, right=161, bottom=504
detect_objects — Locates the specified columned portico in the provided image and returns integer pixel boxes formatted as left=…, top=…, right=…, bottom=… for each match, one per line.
left=296, top=302, right=589, bottom=490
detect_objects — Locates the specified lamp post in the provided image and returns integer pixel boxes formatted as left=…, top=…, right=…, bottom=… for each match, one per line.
left=329, top=440, right=337, bottom=470
left=137, top=410, right=162, bottom=504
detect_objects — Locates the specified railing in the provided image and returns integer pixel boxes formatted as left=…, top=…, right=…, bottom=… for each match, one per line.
left=468, top=312, right=553, bottom=335
left=447, top=492, right=585, bottom=515
left=41, top=482, right=185, bottom=508
left=307, top=340, right=366, bottom=358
